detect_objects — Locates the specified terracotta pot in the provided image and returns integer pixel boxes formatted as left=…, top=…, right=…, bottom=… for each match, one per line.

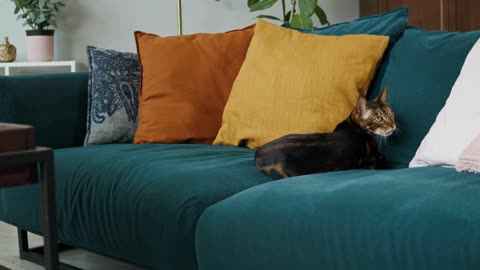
left=26, top=30, right=54, bottom=62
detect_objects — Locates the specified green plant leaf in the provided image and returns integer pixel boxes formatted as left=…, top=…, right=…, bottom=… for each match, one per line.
left=249, top=0, right=278, bottom=12
left=248, top=0, right=260, bottom=8
left=256, top=15, right=282, bottom=21
left=314, top=5, right=330, bottom=25
left=284, top=10, right=291, bottom=22
left=11, top=0, right=64, bottom=29
left=35, top=15, right=46, bottom=24
left=291, top=13, right=313, bottom=30
left=298, top=0, right=316, bottom=17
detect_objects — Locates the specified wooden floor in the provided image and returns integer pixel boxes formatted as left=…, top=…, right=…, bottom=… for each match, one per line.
left=0, top=222, right=143, bottom=270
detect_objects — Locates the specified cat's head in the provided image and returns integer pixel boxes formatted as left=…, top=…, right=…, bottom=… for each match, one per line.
left=352, top=87, right=396, bottom=137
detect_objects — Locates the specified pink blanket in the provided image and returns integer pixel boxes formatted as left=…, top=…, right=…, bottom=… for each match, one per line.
left=456, top=134, right=480, bottom=173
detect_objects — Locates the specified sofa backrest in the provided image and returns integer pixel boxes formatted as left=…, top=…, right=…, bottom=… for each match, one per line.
left=298, top=7, right=408, bottom=44
left=1, top=25, right=479, bottom=160
left=368, top=27, right=480, bottom=165
left=0, top=72, right=89, bottom=149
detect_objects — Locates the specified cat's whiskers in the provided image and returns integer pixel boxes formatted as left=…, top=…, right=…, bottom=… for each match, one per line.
left=373, top=135, right=383, bottom=146
left=393, top=123, right=401, bottom=135
left=378, top=135, right=385, bottom=147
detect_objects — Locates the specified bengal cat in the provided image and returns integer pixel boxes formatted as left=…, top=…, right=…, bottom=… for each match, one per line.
left=255, top=88, right=396, bottom=179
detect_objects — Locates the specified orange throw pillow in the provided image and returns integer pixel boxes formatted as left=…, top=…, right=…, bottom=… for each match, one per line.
left=134, top=25, right=255, bottom=144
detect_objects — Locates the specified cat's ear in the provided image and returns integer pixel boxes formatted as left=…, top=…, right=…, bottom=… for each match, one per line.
left=376, top=87, right=389, bottom=104
left=356, top=96, right=371, bottom=119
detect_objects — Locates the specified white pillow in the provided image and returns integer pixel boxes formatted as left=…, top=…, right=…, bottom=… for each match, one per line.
left=410, top=38, right=480, bottom=168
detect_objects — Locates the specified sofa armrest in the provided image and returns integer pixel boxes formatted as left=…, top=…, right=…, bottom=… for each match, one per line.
left=0, top=72, right=89, bottom=149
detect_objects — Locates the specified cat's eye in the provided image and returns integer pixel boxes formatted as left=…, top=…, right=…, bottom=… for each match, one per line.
left=388, top=111, right=394, bottom=117
left=374, top=116, right=383, bottom=122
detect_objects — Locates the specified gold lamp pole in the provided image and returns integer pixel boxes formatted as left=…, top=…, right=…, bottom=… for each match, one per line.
left=177, top=0, right=183, bottom=35
left=178, top=0, right=220, bottom=35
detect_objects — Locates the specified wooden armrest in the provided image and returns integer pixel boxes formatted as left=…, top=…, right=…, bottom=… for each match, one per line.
left=0, top=123, right=36, bottom=187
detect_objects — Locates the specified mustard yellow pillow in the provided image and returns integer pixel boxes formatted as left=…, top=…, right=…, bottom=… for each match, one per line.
left=214, top=20, right=389, bottom=149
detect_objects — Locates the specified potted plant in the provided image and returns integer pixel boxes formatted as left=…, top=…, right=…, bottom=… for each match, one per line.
left=11, top=0, right=66, bottom=62
left=248, top=0, right=329, bottom=30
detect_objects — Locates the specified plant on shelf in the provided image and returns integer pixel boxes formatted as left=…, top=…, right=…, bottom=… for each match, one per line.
left=10, top=0, right=66, bottom=62
left=248, top=0, right=329, bottom=30
left=12, top=0, right=65, bottom=30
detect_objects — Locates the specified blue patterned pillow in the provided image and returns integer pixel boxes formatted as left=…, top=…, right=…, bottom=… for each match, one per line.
left=84, top=46, right=141, bottom=145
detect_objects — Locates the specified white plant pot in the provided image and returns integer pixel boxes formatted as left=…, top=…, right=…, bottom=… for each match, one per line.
left=26, top=30, right=54, bottom=62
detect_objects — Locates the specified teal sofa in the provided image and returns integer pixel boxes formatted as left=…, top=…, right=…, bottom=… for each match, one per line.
left=1, top=26, right=480, bottom=270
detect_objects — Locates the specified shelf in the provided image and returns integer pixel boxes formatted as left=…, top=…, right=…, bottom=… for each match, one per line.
left=0, top=61, right=76, bottom=75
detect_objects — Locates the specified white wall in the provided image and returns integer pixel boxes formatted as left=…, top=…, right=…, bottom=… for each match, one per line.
left=0, top=0, right=359, bottom=71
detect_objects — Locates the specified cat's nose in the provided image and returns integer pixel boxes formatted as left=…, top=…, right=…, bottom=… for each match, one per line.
left=391, top=124, right=396, bottom=131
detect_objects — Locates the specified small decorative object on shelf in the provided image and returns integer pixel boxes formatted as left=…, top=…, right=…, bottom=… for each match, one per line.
left=0, top=37, right=16, bottom=62
left=10, top=0, right=66, bottom=62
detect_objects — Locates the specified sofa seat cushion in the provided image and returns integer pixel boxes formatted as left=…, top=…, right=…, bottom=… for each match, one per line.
left=0, top=144, right=272, bottom=270
left=196, top=167, right=480, bottom=270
